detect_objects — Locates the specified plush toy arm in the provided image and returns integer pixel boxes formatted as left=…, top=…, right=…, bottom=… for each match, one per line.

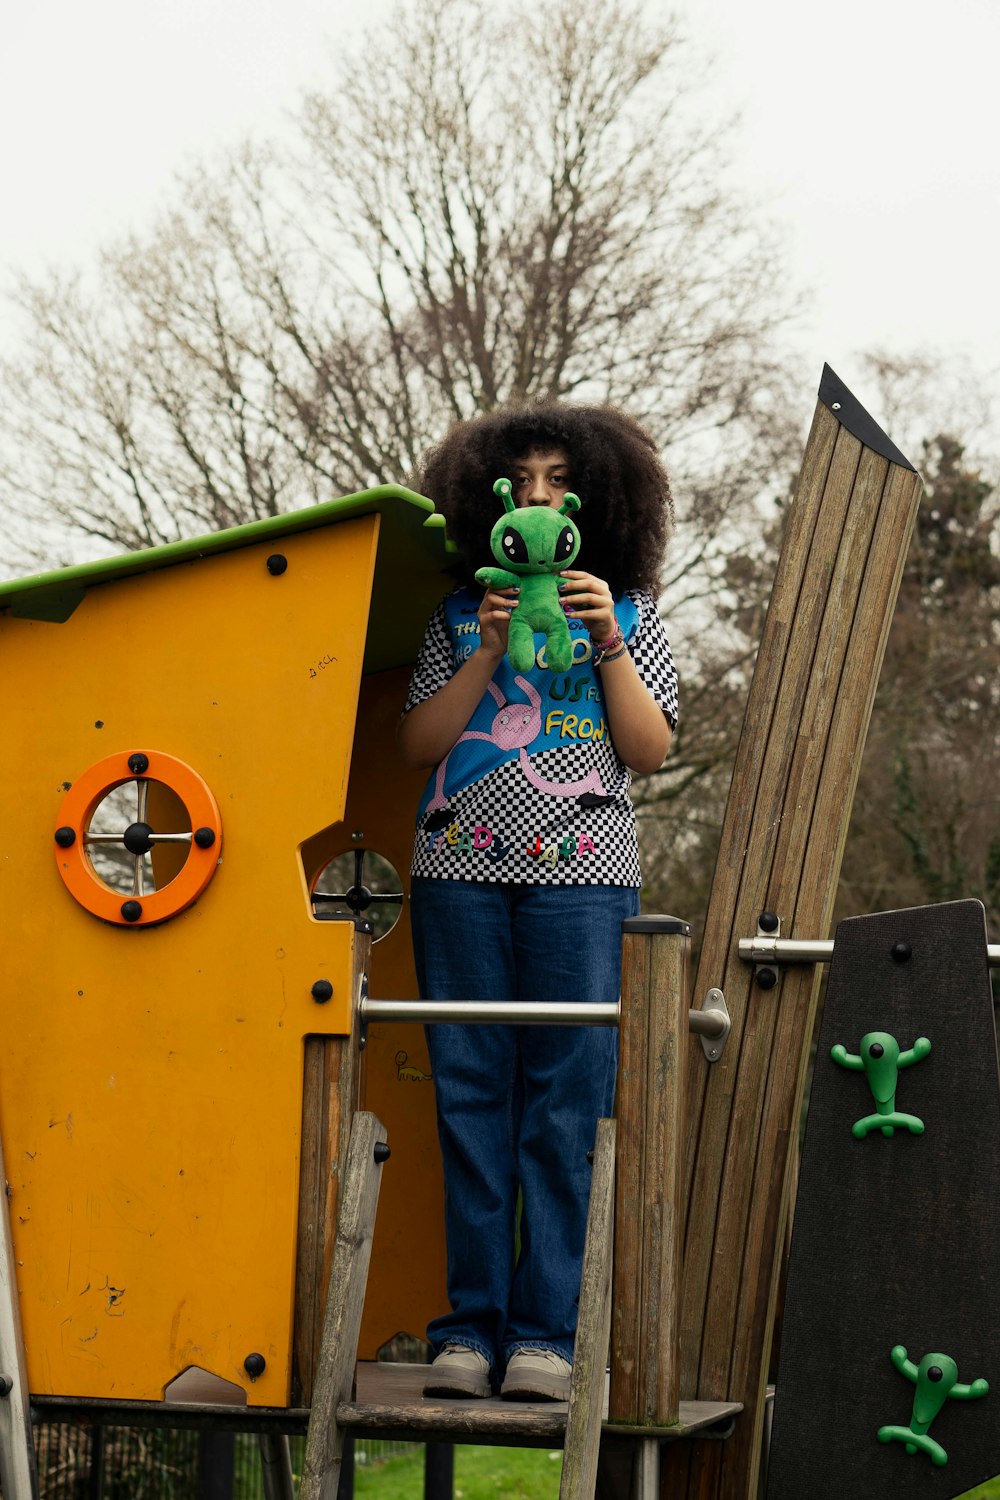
left=475, top=566, right=519, bottom=589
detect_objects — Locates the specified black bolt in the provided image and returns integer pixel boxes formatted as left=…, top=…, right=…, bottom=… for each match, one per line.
left=755, top=966, right=778, bottom=990
left=127, top=753, right=149, bottom=775
left=928, top=1366, right=943, bottom=1383
left=193, top=826, right=216, bottom=849
left=0, top=1376, right=11, bottom=1398
left=311, top=979, right=334, bottom=1004
left=758, top=910, right=780, bottom=933
left=54, top=826, right=76, bottom=848
left=374, top=1142, right=391, bottom=1164
left=123, top=821, right=154, bottom=856
left=890, top=941, right=912, bottom=964
left=266, top=554, right=288, bottom=576
left=120, top=901, right=143, bottom=923
left=244, top=1353, right=266, bottom=1379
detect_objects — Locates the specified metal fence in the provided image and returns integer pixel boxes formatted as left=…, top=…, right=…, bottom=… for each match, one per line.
left=34, top=1427, right=427, bottom=1499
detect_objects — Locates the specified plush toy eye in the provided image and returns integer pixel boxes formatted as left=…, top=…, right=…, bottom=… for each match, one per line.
left=554, top=525, right=576, bottom=562
left=501, top=526, right=529, bottom=564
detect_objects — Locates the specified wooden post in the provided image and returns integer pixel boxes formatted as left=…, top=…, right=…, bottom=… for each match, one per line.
left=561, top=1116, right=616, bottom=1500
left=611, top=916, right=691, bottom=1426
left=299, top=1111, right=388, bottom=1500
left=660, top=368, right=923, bottom=1500
left=293, top=923, right=370, bottom=1404
left=257, top=1432, right=295, bottom=1500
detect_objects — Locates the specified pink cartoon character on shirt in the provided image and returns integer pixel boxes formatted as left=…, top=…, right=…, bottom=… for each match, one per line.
left=424, top=676, right=609, bottom=819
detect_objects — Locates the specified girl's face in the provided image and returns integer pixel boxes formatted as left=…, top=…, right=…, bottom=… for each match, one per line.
left=512, top=447, right=571, bottom=510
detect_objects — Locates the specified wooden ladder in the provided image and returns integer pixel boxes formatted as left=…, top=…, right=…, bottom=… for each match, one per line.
left=301, top=1109, right=739, bottom=1500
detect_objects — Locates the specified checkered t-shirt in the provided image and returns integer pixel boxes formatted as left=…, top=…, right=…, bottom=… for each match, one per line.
left=404, top=587, right=678, bottom=886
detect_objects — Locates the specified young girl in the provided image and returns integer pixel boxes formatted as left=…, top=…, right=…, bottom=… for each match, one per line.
left=398, top=402, right=678, bottom=1402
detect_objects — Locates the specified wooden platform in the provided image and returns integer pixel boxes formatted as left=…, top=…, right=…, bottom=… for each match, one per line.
left=336, top=1362, right=741, bottom=1447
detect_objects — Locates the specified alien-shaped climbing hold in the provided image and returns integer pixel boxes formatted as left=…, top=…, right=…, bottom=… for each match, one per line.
left=830, top=1030, right=931, bottom=1138
left=877, top=1346, right=988, bottom=1466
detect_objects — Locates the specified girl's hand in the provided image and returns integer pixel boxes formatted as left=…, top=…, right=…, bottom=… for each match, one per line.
left=478, top=584, right=518, bottom=660
left=558, top=570, right=616, bottom=643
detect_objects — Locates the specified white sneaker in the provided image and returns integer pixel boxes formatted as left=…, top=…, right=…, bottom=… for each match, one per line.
left=500, top=1347, right=572, bottom=1401
left=423, top=1343, right=491, bottom=1399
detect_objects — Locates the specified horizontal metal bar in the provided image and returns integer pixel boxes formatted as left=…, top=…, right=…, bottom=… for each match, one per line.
left=361, top=997, right=729, bottom=1037
left=361, top=998, right=620, bottom=1027
left=740, top=937, right=1000, bottom=967
left=689, top=1008, right=728, bottom=1039
left=738, top=938, right=834, bottom=964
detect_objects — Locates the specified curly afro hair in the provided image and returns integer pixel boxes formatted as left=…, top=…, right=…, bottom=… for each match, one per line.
left=418, top=401, right=672, bottom=595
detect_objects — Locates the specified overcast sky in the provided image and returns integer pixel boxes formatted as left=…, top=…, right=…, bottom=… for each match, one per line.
left=2, top=0, right=997, bottom=445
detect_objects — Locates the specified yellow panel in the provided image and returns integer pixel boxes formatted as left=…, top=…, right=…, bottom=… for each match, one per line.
left=0, top=517, right=380, bottom=1405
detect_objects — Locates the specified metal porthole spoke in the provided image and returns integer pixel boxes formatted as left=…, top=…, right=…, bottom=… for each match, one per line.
left=311, top=847, right=404, bottom=940
left=53, top=750, right=222, bottom=927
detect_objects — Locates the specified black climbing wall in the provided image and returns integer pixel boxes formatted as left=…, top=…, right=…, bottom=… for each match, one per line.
left=766, top=900, right=1000, bottom=1500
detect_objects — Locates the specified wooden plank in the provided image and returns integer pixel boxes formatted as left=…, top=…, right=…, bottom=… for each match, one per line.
left=299, top=1111, right=387, bottom=1500
left=659, top=373, right=922, bottom=1500
left=679, top=411, right=861, bottom=1385
left=293, top=925, right=368, bottom=1404
left=334, top=1362, right=740, bottom=1443
left=716, top=458, right=924, bottom=1500
left=699, top=441, right=890, bottom=1390
left=561, top=1118, right=616, bottom=1500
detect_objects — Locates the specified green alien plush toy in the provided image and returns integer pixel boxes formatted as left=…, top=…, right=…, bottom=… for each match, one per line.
left=474, top=477, right=582, bottom=673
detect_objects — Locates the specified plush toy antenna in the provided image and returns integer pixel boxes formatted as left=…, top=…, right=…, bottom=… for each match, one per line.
left=560, top=494, right=581, bottom=515
left=493, top=478, right=515, bottom=513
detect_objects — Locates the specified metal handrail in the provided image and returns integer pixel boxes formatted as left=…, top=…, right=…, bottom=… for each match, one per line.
left=739, top=936, right=1000, bottom=967
left=358, top=995, right=728, bottom=1038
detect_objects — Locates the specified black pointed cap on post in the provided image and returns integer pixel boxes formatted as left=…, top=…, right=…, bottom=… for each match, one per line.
left=818, top=363, right=917, bottom=472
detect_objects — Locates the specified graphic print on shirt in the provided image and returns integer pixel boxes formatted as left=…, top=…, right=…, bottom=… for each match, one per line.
left=424, top=675, right=610, bottom=826
left=406, top=587, right=678, bottom=886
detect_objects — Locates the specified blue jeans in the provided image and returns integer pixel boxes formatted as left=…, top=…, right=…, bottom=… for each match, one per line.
left=410, top=876, right=639, bottom=1375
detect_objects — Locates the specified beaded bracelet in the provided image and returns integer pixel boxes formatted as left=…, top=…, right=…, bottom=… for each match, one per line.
left=596, top=642, right=628, bottom=666
left=591, top=621, right=624, bottom=665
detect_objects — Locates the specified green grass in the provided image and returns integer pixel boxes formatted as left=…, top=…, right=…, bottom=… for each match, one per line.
left=353, top=1465, right=1000, bottom=1500
left=349, top=1448, right=1000, bottom=1500
left=354, top=1444, right=561, bottom=1498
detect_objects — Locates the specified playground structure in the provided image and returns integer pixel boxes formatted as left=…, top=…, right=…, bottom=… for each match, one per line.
left=4, top=365, right=988, bottom=1499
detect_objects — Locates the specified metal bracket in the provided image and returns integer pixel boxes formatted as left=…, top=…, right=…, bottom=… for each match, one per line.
left=696, top=988, right=731, bottom=1063
left=357, top=972, right=370, bottom=1051
left=753, top=911, right=782, bottom=991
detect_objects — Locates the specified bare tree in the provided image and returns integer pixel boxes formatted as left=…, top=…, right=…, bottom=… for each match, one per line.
left=0, top=0, right=800, bottom=596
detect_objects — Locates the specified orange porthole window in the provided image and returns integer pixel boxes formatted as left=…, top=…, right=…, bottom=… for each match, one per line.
left=53, top=750, right=222, bottom=927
